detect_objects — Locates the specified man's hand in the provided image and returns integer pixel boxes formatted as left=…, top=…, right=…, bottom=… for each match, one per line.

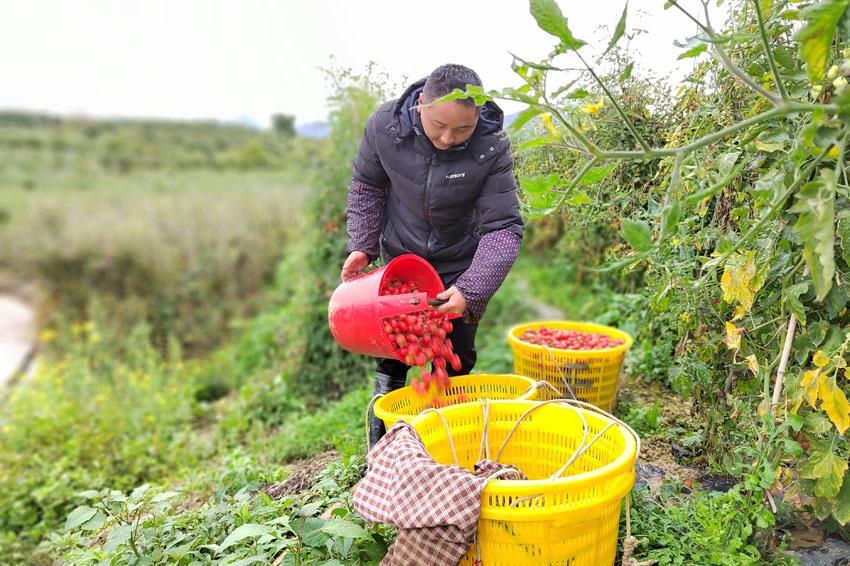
left=341, top=251, right=370, bottom=282
left=435, top=286, right=467, bottom=316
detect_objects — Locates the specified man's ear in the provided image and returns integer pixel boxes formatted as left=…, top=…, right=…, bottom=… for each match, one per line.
left=417, top=93, right=425, bottom=114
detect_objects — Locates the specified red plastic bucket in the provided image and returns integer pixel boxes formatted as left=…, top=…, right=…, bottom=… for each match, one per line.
left=328, top=254, right=447, bottom=360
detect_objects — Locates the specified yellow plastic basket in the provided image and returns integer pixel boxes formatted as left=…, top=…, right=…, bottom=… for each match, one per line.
left=507, top=321, right=633, bottom=412
left=373, top=374, right=538, bottom=430
left=410, top=399, right=638, bottom=566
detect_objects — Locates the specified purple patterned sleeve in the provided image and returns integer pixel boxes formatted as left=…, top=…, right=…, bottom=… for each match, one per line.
left=454, top=230, right=522, bottom=323
left=346, top=179, right=386, bottom=262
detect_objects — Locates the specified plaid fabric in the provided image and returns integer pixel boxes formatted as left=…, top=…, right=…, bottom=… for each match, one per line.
left=354, top=421, right=523, bottom=565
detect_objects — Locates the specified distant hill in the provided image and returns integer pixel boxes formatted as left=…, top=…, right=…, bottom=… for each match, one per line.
left=0, top=110, right=324, bottom=173
left=297, top=121, right=331, bottom=139
left=295, top=113, right=521, bottom=139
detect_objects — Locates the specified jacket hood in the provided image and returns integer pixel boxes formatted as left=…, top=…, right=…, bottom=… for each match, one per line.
left=394, top=77, right=504, bottom=140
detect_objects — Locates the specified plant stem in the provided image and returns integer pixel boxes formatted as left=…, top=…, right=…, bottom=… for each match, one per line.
left=546, top=104, right=600, bottom=154
left=752, top=0, right=789, bottom=101
left=668, top=0, right=780, bottom=104
left=573, top=51, right=652, bottom=152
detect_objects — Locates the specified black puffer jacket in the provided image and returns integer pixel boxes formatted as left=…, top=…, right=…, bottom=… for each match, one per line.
left=352, top=78, right=524, bottom=277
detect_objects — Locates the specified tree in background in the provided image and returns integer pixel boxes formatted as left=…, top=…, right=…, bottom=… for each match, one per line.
left=272, top=113, right=296, bottom=137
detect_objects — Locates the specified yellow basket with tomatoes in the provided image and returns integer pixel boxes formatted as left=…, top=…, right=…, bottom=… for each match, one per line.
left=507, top=321, right=633, bottom=412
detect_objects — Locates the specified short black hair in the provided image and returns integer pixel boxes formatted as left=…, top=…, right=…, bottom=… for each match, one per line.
left=422, top=64, right=482, bottom=107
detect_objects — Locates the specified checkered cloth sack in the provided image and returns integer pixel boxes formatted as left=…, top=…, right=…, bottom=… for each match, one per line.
left=354, top=421, right=523, bottom=565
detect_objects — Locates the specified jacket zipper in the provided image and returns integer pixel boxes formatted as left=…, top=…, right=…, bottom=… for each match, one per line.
left=424, top=153, right=436, bottom=256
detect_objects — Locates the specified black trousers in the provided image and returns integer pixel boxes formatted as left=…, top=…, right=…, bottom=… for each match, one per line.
left=369, top=318, right=478, bottom=448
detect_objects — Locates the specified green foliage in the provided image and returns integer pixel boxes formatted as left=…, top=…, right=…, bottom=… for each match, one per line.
left=0, top=169, right=306, bottom=351
left=0, top=321, right=206, bottom=560
left=275, top=65, right=395, bottom=404
left=630, top=484, right=791, bottom=565
left=529, top=0, right=586, bottom=50
left=265, top=387, right=372, bottom=462
left=796, top=0, right=850, bottom=83
left=506, top=0, right=850, bottom=531
left=46, top=456, right=392, bottom=565
left=618, top=400, right=662, bottom=436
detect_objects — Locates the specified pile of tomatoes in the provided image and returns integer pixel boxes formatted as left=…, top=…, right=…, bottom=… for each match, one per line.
left=518, top=326, right=624, bottom=350
left=380, top=278, right=462, bottom=399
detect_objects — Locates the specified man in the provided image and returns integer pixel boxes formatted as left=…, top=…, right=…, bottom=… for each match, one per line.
left=340, top=64, right=524, bottom=447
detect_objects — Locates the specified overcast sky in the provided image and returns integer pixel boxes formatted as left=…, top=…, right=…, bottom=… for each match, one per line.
left=0, top=1, right=726, bottom=128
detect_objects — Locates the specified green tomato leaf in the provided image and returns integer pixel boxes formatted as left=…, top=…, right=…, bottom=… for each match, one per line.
left=795, top=0, right=850, bottom=83
left=784, top=281, right=809, bottom=325
left=568, top=190, right=591, bottom=206
left=790, top=169, right=836, bottom=301
left=621, top=219, right=653, bottom=252
left=529, top=0, right=587, bottom=49
left=678, top=43, right=708, bottom=60
left=661, top=200, right=682, bottom=236
left=802, top=444, right=848, bottom=498
left=508, top=106, right=545, bottom=132
left=834, top=470, right=850, bottom=525
left=825, top=283, right=849, bottom=318
left=566, top=88, right=590, bottom=99
left=606, top=3, right=628, bottom=54
left=838, top=214, right=850, bottom=266
left=754, top=139, right=786, bottom=153
left=579, top=164, right=616, bottom=185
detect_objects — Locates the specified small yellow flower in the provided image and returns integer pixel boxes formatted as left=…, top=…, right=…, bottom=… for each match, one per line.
left=828, top=145, right=841, bottom=160
left=540, top=113, right=560, bottom=137
left=580, top=98, right=605, bottom=117
left=680, top=312, right=690, bottom=322
left=39, top=329, right=57, bottom=343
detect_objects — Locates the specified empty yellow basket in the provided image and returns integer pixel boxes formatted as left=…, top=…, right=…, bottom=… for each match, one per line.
left=372, top=373, right=538, bottom=430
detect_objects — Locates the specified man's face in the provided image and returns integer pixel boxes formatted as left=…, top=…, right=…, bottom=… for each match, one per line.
left=417, top=94, right=479, bottom=151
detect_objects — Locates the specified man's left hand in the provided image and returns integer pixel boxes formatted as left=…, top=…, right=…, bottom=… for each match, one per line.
left=435, top=286, right=467, bottom=316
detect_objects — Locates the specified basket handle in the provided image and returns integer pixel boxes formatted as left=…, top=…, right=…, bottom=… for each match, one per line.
left=518, top=379, right=562, bottom=401
left=419, top=407, right=460, bottom=466
left=495, top=399, right=589, bottom=464
left=542, top=345, right=591, bottom=400
left=364, top=394, right=383, bottom=453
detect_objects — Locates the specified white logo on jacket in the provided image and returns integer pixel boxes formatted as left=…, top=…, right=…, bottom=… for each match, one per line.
left=445, top=172, right=466, bottom=180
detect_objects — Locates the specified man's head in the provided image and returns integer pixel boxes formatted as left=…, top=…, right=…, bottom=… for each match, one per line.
left=417, top=64, right=482, bottom=150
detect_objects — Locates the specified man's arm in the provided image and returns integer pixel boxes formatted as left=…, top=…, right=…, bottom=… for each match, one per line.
left=452, top=230, right=521, bottom=322
left=346, top=179, right=385, bottom=262
left=342, top=114, right=389, bottom=281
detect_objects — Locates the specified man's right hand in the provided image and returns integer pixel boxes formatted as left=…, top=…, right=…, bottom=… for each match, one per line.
left=340, top=251, right=370, bottom=282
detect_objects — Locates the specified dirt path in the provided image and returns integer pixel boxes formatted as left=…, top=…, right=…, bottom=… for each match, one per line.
left=515, top=276, right=564, bottom=319
left=0, top=294, right=36, bottom=387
